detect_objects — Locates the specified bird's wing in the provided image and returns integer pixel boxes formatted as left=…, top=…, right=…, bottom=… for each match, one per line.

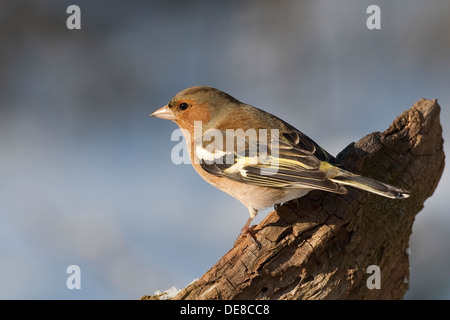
left=196, top=129, right=347, bottom=194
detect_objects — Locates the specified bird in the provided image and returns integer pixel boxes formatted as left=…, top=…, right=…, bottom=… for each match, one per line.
left=151, top=86, right=410, bottom=243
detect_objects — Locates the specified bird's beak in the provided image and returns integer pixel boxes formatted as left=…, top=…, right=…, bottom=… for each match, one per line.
left=150, top=104, right=176, bottom=121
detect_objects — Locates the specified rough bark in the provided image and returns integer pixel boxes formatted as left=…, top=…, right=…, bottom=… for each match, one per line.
left=168, top=98, right=445, bottom=300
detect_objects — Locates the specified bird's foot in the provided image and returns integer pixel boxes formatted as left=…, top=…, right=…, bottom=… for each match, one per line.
left=234, top=224, right=259, bottom=247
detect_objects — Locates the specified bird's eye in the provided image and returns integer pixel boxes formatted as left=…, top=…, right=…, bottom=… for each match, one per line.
left=179, top=102, right=189, bottom=111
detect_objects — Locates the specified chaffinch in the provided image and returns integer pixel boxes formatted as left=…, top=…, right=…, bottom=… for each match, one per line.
left=151, top=86, right=410, bottom=242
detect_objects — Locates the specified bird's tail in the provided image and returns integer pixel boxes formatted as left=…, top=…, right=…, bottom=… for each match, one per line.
left=330, top=169, right=410, bottom=199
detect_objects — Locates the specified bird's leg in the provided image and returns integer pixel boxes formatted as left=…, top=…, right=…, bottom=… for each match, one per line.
left=234, top=217, right=257, bottom=246
left=240, top=216, right=257, bottom=240
left=234, top=208, right=258, bottom=246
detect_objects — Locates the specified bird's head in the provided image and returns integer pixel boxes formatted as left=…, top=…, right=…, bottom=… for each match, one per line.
left=151, top=86, right=242, bottom=131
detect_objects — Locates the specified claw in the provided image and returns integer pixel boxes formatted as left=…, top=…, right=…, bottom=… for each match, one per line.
left=234, top=217, right=258, bottom=246
left=242, top=224, right=257, bottom=242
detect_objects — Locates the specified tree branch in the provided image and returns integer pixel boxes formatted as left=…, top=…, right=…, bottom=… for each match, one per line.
left=160, top=98, right=445, bottom=300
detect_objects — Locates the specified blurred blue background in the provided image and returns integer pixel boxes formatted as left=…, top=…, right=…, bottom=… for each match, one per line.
left=0, top=0, right=448, bottom=299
